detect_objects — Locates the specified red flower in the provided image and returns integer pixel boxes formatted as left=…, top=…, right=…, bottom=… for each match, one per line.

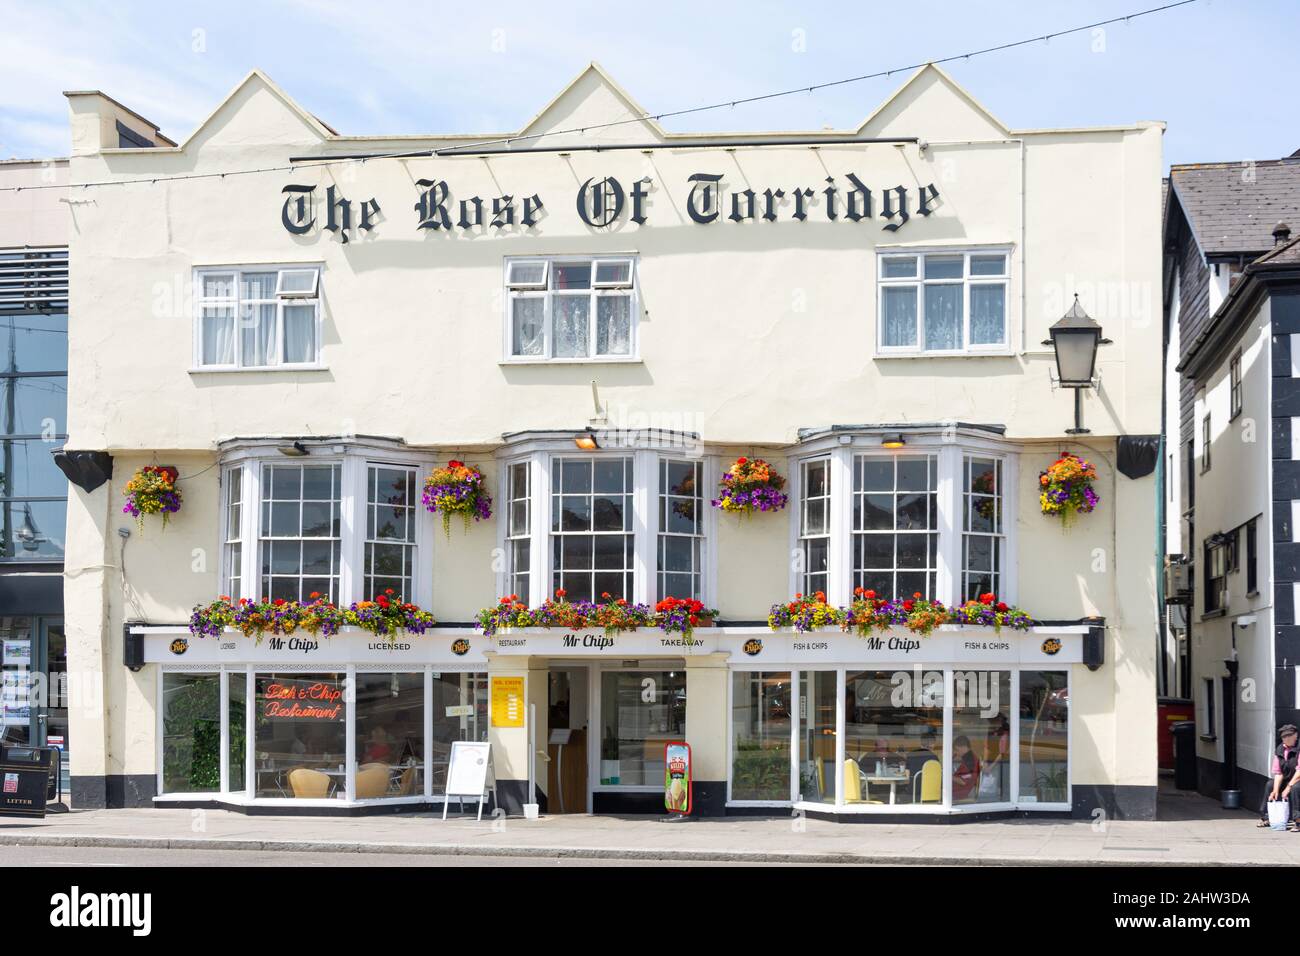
left=555, top=588, right=567, bottom=599
left=794, top=593, right=803, bottom=600
left=615, top=598, right=627, bottom=606
left=385, top=588, right=395, bottom=595
left=448, top=459, right=463, bottom=469
left=913, top=591, right=922, bottom=600
left=737, top=457, right=748, bottom=465
left=499, top=596, right=511, bottom=605
left=864, top=589, right=876, bottom=600
left=219, top=595, right=231, bottom=602
left=903, top=600, right=915, bottom=611
left=601, top=592, right=612, bottom=600
left=273, top=598, right=285, bottom=606
left=996, top=602, right=1008, bottom=612
left=814, top=590, right=826, bottom=603
left=980, top=592, right=995, bottom=605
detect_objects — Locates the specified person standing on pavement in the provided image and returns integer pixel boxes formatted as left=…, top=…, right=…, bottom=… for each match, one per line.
left=1259, top=724, right=1300, bottom=829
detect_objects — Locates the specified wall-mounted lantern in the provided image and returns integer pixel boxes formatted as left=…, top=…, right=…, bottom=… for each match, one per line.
left=1043, top=295, right=1111, bottom=434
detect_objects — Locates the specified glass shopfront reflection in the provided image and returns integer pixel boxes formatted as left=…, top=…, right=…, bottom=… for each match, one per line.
left=844, top=670, right=944, bottom=806
left=254, top=672, right=347, bottom=799
left=731, top=671, right=792, bottom=801
left=355, top=673, right=424, bottom=799
left=738, top=667, right=1070, bottom=813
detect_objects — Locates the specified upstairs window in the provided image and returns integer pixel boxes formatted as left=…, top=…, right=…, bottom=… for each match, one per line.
left=195, top=266, right=321, bottom=369
left=878, top=250, right=1009, bottom=354
left=1203, top=539, right=1227, bottom=614
left=798, top=459, right=832, bottom=597
left=962, top=456, right=1004, bottom=601
left=506, top=256, right=637, bottom=361
left=852, top=454, right=938, bottom=599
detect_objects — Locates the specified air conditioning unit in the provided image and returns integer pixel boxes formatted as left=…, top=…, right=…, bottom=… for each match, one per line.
left=1164, top=554, right=1191, bottom=602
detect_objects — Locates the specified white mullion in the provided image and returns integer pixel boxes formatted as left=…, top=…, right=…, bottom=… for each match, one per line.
left=340, top=456, right=365, bottom=604
left=725, top=669, right=734, bottom=804
left=636, top=450, right=656, bottom=606
left=219, top=667, right=230, bottom=793
left=790, top=668, right=800, bottom=803
left=154, top=669, right=164, bottom=795
left=787, top=459, right=802, bottom=598
left=963, top=255, right=972, bottom=352
left=936, top=445, right=961, bottom=607
left=344, top=665, right=356, bottom=802
left=424, top=668, right=434, bottom=799
left=1010, top=669, right=1021, bottom=806
left=532, top=454, right=550, bottom=606
left=834, top=668, right=845, bottom=807
left=942, top=668, right=954, bottom=809
left=244, top=462, right=261, bottom=601
left=244, top=668, right=254, bottom=797
left=828, top=447, right=851, bottom=607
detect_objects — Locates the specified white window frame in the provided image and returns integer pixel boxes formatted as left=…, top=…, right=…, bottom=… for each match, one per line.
left=494, top=439, right=714, bottom=608
left=217, top=441, right=434, bottom=608
left=363, top=462, right=420, bottom=603
left=657, top=457, right=706, bottom=601
left=789, top=435, right=1018, bottom=608
left=961, top=453, right=1007, bottom=603
left=797, top=457, right=833, bottom=598
left=876, top=248, right=1012, bottom=356
left=193, top=264, right=324, bottom=370
left=503, top=255, right=639, bottom=363
left=850, top=452, right=940, bottom=601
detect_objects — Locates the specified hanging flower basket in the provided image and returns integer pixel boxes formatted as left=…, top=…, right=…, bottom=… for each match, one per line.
left=1039, top=452, right=1099, bottom=523
left=712, top=457, right=788, bottom=515
left=421, top=460, right=493, bottom=536
left=123, top=465, right=182, bottom=528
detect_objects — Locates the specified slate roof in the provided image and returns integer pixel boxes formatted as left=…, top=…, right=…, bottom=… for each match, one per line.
left=1168, top=156, right=1300, bottom=256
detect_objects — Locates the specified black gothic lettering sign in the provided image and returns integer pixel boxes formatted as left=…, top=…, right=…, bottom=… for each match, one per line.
left=280, top=174, right=939, bottom=240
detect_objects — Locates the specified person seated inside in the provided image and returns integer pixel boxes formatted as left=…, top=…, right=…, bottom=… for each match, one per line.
left=362, top=724, right=394, bottom=765
left=905, top=732, right=940, bottom=779
left=952, top=735, right=980, bottom=801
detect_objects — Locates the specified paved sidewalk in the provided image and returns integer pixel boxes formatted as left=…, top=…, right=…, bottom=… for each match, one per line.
left=0, top=786, right=1293, bottom=866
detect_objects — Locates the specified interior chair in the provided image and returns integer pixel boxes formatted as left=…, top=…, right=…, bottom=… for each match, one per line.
left=843, top=758, right=883, bottom=805
left=287, top=767, right=331, bottom=799
left=912, top=758, right=942, bottom=804
left=355, top=764, right=390, bottom=799
left=394, top=765, right=416, bottom=796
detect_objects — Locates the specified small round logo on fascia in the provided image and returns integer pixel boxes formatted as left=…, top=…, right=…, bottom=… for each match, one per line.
left=451, top=638, right=470, bottom=657
left=169, top=638, right=188, bottom=655
left=1040, top=637, right=1062, bottom=656
left=742, top=638, right=763, bottom=657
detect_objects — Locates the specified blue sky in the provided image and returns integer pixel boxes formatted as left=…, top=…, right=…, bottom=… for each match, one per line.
left=0, top=0, right=1294, bottom=169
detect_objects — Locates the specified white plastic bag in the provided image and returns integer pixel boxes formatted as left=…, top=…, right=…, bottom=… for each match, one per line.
left=978, top=769, right=1000, bottom=799
left=1267, top=800, right=1289, bottom=830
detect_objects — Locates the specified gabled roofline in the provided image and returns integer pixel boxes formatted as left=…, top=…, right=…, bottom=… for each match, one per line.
left=517, top=60, right=668, bottom=142
left=855, top=63, right=1009, bottom=136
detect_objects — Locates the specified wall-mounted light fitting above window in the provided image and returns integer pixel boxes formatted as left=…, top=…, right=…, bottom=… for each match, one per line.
left=881, top=434, right=906, bottom=448
left=573, top=430, right=600, bottom=451
left=276, top=441, right=309, bottom=457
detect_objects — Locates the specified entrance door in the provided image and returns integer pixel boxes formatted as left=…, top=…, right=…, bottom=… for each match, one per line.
left=0, top=616, right=36, bottom=748
left=546, top=667, right=588, bottom=813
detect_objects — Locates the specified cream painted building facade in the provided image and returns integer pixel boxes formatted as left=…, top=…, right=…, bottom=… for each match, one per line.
left=60, top=63, right=1163, bottom=818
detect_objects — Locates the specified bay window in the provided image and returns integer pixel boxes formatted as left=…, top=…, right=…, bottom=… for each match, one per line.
left=505, top=256, right=638, bottom=361
left=218, top=439, right=434, bottom=607
left=877, top=250, right=1009, bottom=354
left=497, top=437, right=712, bottom=607
left=195, top=265, right=321, bottom=369
left=792, top=432, right=1016, bottom=606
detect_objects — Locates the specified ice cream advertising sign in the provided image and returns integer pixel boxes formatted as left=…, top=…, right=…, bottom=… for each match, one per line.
left=664, top=742, right=692, bottom=816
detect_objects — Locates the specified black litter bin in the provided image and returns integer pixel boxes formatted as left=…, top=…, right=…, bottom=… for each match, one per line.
left=1171, top=720, right=1197, bottom=790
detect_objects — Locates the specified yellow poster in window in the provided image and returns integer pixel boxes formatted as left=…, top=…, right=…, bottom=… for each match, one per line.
left=490, top=676, right=525, bottom=728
